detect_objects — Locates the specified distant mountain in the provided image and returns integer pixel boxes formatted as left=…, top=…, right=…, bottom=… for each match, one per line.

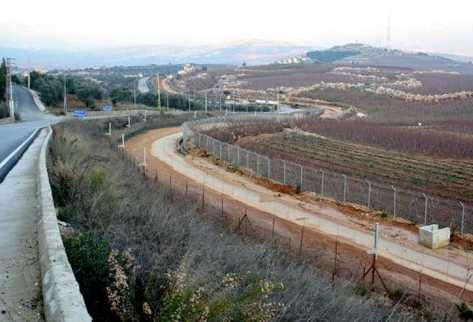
left=0, top=40, right=310, bottom=69
left=305, top=43, right=473, bottom=74
left=435, top=53, right=473, bottom=64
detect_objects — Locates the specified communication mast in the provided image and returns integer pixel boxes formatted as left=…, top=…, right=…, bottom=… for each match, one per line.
left=386, top=14, right=392, bottom=48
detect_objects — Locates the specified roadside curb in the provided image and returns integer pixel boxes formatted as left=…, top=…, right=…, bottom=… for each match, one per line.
left=37, top=126, right=92, bottom=322
left=29, top=89, right=47, bottom=112
left=0, top=116, right=15, bottom=125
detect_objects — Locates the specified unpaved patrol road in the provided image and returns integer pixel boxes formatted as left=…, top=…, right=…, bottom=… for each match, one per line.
left=126, top=127, right=473, bottom=307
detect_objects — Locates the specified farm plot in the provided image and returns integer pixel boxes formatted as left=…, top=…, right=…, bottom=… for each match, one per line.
left=296, top=120, right=473, bottom=159
left=236, top=131, right=473, bottom=203
left=297, top=87, right=473, bottom=123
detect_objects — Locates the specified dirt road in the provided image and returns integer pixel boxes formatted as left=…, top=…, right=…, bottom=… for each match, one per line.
left=126, top=128, right=473, bottom=307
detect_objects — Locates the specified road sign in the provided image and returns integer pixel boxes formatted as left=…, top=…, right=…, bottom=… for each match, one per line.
left=102, top=105, right=113, bottom=112
left=73, top=110, right=87, bottom=119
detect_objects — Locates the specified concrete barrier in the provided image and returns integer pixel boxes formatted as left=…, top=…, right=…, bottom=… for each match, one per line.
left=419, top=224, right=451, bottom=249
left=37, top=126, right=92, bottom=322
left=29, top=89, right=47, bottom=112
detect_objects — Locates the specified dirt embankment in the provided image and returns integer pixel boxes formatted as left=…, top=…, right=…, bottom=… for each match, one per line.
left=126, top=127, right=473, bottom=312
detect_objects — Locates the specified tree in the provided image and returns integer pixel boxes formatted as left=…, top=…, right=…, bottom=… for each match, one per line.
left=75, top=80, right=103, bottom=108
left=0, top=58, right=6, bottom=102
left=110, top=87, right=132, bottom=105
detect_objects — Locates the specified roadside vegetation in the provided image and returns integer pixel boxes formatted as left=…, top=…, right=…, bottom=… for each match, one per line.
left=27, top=71, right=105, bottom=110
left=47, top=116, right=437, bottom=321
left=0, top=58, right=8, bottom=118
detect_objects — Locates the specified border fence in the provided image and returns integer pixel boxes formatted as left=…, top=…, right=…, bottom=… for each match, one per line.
left=182, top=112, right=473, bottom=235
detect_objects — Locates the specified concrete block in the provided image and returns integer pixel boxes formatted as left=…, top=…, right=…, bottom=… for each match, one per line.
left=419, top=224, right=451, bottom=249
left=37, top=127, right=92, bottom=322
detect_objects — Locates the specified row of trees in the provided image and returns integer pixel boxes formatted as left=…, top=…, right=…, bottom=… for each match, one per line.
left=29, top=72, right=104, bottom=108
left=0, top=59, right=8, bottom=117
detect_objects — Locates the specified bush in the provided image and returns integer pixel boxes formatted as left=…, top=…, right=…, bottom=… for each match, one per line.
left=64, top=232, right=111, bottom=317
left=50, top=119, right=445, bottom=321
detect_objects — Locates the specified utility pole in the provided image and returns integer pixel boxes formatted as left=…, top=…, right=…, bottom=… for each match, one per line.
left=63, top=74, right=68, bottom=115
left=156, top=74, right=161, bottom=111
left=6, top=58, right=15, bottom=118
left=205, top=90, right=208, bottom=113
left=133, top=80, right=137, bottom=111
left=187, top=92, right=191, bottom=112
left=27, top=71, right=31, bottom=89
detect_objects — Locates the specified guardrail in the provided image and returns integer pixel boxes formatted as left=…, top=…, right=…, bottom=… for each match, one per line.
left=182, top=112, right=473, bottom=235
left=37, top=127, right=91, bottom=321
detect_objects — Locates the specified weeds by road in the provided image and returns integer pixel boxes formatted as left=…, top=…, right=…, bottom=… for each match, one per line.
left=48, top=117, right=448, bottom=321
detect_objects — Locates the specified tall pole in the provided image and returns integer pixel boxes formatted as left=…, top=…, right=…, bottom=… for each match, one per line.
left=63, top=74, right=67, bottom=115
left=133, top=81, right=137, bottom=111
left=219, top=90, right=222, bottom=112
left=205, top=90, right=208, bottom=113
left=188, top=92, right=191, bottom=112
left=156, top=74, right=161, bottom=111
left=7, top=58, right=15, bottom=118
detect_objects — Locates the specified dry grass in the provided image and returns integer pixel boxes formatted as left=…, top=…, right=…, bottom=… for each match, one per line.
left=46, top=117, right=442, bottom=321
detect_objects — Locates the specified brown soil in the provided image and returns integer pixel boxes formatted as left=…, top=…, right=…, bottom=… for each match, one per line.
left=125, top=127, right=473, bottom=313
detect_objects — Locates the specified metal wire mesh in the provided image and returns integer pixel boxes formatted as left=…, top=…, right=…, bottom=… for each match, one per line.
left=185, top=113, right=473, bottom=235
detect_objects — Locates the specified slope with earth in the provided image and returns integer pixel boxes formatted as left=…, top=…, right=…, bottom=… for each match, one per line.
left=46, top=117, right=435, bottom=321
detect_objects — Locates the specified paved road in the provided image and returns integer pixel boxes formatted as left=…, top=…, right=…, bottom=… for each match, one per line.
left=138, top=77, right=150, bottom=94
left=0, top=85, right=58, bottom=165
left=0, top=129, right=48, bottom=320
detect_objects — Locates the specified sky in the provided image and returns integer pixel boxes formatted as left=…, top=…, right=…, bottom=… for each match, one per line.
left=1, top=0, right=473, bottom=56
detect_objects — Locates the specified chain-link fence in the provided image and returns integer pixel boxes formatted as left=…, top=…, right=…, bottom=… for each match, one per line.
left=182, top=113, right=473, bottom=235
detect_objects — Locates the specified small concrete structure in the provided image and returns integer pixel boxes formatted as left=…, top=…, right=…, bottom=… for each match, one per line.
left=419, top=224, right=451, bottom=249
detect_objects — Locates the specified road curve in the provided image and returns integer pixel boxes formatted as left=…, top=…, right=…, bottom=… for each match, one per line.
left=0, top=85, right=59, bottom=177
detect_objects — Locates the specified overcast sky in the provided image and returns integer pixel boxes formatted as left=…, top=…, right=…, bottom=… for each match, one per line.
left=1, top=0, right=473, bottom=55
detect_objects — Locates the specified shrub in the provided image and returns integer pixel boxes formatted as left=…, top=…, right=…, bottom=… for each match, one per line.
left=50, top=119, right=447, bottom=321
left=64, top=232, right=111, bottom=315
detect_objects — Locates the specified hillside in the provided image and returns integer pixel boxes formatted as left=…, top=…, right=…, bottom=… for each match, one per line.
left=306, top=44, right=473, bottom=74
left=0, top=40, right=310, bottom=69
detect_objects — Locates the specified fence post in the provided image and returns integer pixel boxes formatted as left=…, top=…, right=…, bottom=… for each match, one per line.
left=237, top=147, right=240, bottom=166
left=299, top=225, right=304, bottom=256
left=283, top=161, right=287, bottom=185
left=256, top=154, right=260, bottom=176
left=321, top=170, right=325, bottom=196
left=392, top=186, right=397, bottom=219
left=343, top=175, right=347, bottom=202
left=268, top=158, right=271, bottom=179
left=143, top=147, right=147, bottom=168
left=366, top=180, right=372, bottom=209
left=423, top=193, right=428, bottom=225
left=300, top=165, right=303, bottom=191
left=460, top=201, right=465, bottom=236
left=246, top=150, right=249, bottom=169
left=219, top=142, right=223, bottom=159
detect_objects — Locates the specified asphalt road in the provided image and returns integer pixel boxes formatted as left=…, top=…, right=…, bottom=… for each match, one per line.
left=0, top=85, right=59, bottom=165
